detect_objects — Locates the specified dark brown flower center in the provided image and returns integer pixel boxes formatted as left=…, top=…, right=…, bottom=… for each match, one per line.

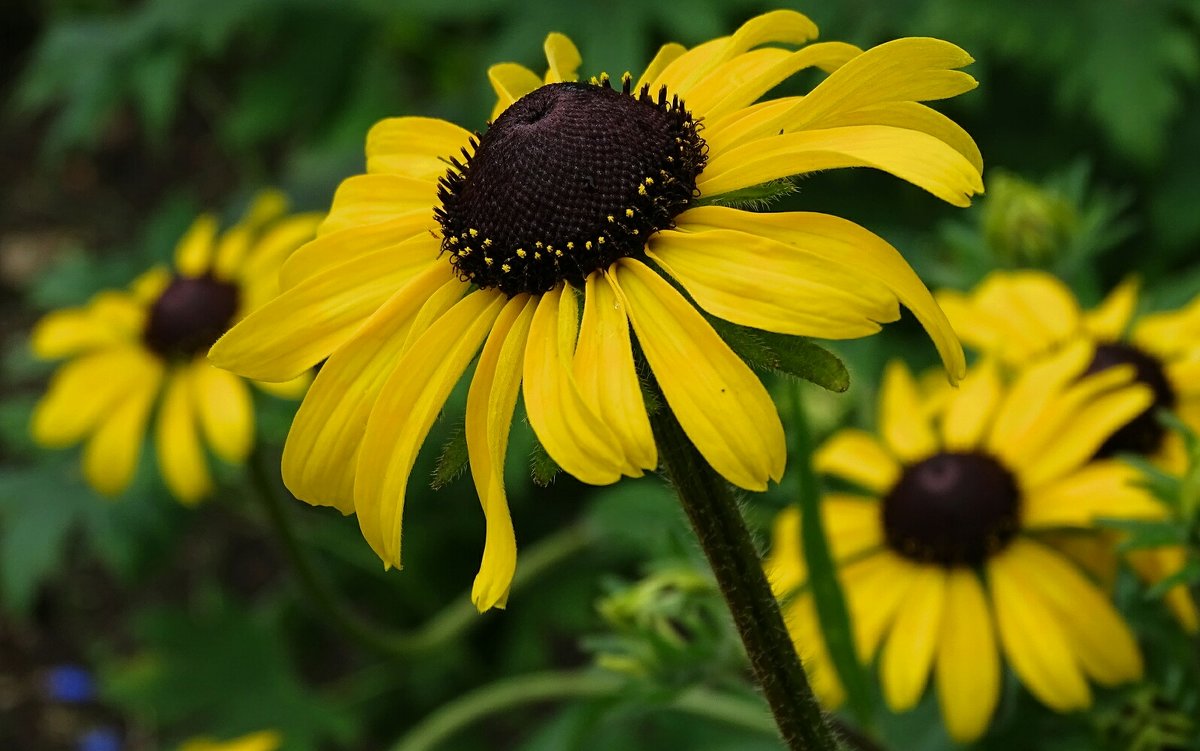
left=882, top=452, right=1021, bottom=566
left=434, top=78, right=706, bottom=295
left=143, top=274, right=240, bottom=358
left=1084, top=342, right=1176, bottom=456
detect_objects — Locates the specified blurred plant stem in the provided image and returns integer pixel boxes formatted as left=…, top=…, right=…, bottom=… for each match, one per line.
left=390, top=670, right=776, bottom=751
left=249, top=450, right=590, bottom=660
left=650, top=403, right=842, bottom=751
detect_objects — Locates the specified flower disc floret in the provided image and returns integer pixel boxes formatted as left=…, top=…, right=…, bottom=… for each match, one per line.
left=435, top=79, right=706, bottom=295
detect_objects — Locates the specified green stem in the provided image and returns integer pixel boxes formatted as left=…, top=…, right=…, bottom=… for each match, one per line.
left=249, top=451, right=590, bottom=659
left=649, top=406, right=841, bottom=751
left=390, top=671, right=777, bottom=751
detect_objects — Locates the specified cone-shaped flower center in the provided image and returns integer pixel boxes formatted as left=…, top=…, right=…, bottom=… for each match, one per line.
left=435, top=79, right=706, bottom=295
left=143, top=275, right=240, bottom=358
left=882, top=452, right=1021, bottom=566
left=1084, top=342, right=1176, bottom=456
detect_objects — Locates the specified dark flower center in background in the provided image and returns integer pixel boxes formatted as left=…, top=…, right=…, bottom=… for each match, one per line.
left=143, top=275, right=240, bottom=358
left=1083, top=342, right=1176, bottom=457
left=435, top=79, right=706, bottom=295
left=882, top=452, right=1021, bottom=566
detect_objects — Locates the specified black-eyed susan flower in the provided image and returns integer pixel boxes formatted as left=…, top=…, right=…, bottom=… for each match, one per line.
left=937, top=269, right=1200, bottom=630
left=178, top=730, right=280, bottom=751
left=31, top=192, right=318, bottom=503
left=210, top=10, right=983, bottom=611
left=766, top=351, right=1161, bottom=742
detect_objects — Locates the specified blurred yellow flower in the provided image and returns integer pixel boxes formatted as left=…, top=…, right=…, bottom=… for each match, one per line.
left=178, top=730, right=281, bottom=751
left=767, top=353, right=1159, bottom=742
left=30, top=192, right=319, bottom=503
left=210, top=10, right=982, bottom=611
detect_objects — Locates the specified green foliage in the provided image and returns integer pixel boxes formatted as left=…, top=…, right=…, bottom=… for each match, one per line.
left=709, top=318, right=851, bottom=393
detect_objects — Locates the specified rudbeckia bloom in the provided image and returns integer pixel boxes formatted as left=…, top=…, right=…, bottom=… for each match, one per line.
left=937, top=270, right=1200, bottom=630
left=31, top=192, right=318, bottom=503
left=210, top=10, right=983, bottom=610
left=766, top=351, right=1159, bottom=742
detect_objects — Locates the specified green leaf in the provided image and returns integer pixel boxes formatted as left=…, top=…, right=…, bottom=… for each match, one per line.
left=695, top=179, right=797, bottom=210
left=1121, top=454, right=1183, bottom=508
left=708, top=318, right=849, bottom=392
left=530, top=437, right=561, bottom=487
left=431, top=422, right=469, bottom=490
left=1145, top=559, right=1200, bottom=599
left=1098, top=518, right=1188, bottom=552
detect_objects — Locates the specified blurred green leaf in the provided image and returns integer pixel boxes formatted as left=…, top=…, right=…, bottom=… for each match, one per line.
left=709, top=318, right=850, bottom=392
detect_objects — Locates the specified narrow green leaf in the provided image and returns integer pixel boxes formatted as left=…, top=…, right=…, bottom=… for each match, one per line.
left=695, top=179, right=797, bottom=210
left=530, top=438, right=561, bottom=488
left=1121, top=454, right=1183, bottom=508
left=708, top=317, right=850, bottom=392
left=1145, top=559, right=1200, bottom=599
left=1098, top=518, right=1188, bottom=551
left=431, top=422, right=469, bottom=490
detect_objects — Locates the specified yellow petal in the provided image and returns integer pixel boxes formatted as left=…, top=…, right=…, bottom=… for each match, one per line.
left=279, top=213, right=438, bottom=291
left=282, top=266, right=461, bottom=513
left=1006, top=539, right=1142, bottom=686
left=238, top=215, right=322, bottom=294
left=814, top=100, right=983, bottom=174
left=1023, top=460, right=1162, bottom=528
left=879, top=360, right=939, bottom=463
left=936, top=569, right=999, bottom=743
left=130, top=266, right=171, bottom=304
left=365, top=116, right=474, bottom=179
left=190, top=359, right=254, bottom=463
left=209, top=242, right=438, bottom=382
left=1084, top=277, right=1139, bottom=341
left=82, top=360, right=163, bottom=497
left=523, top=284, right=629, bottom=484
left=212, top=226, right=253, bottom=281
left=812, top=428, right=900, bottom=493
left=175, top=214, right=218, bottom=277
left=989, top=545, right=1091, bottom=711
left=648, top=227, right=899, bottom=338
left=543, top=32, right=582, bottom=83
left=699, top=124, right=983, bottom=206
left=842, top=552, right=921, bottom=660
left=635, top=42, right=687, bottom=92
left=986, top=339, right=1093, bottom=452
left=575, top=272, right=657, bottom=472
left=253, top=372, right=311, bottom=400
left=823, top=494, right=884, bottom=560
left=675, top=207, right=965, bottom=380
left=32, top=347, right=158, bottom=447
left=466, top=295, right=537, bottom=610
left=765, top=506, right=805, bottom=597
left=880, top=565, right=945, bottom=711
left=155, top=367, right=212, bottom=504
left=318, top=174, right=438, bottom=236
left=612, top=259, right=785, bottom=490
left=31, top=308, right=128, bottom=359
left=784, top=591, right=848, bottom=709
left=940, top=360, right=1001, bottom=450
left=488, top=63, right=544, bottom=120
left=354, top=289, right=505, bottom=566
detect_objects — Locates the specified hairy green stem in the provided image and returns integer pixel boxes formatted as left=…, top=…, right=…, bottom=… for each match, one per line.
left=650, top=407, right=842, bottom=751
left=249, top=451, right=589, bottom=659
left=390, top=670, right=776, bottom=751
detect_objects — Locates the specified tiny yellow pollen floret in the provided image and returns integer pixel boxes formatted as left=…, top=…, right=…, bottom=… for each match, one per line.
left=501, top=263, right=511, bottom=272
left=607, top=215, right=615, bottom=222
left=516, top=248, right=527, bottom=258
left=535, top=241, right=544, bottom=249
left=469, top=228, right=479, bottom=237
left=483, top=238, right=492, bottom=247
left=448, top=236, right=458, bottom=245
left=625, top=208, right=635, bottom=218
left=484, top=256, right=493, bottom=266
left=598, top=236, right=606, bottom=245
left=554, top=249, right=563, bottom=257
left=566, top=241, right=574, bottom=250
left=638, top=184, right=648, bottom=196
left=585, top=241, right=593, bottom=250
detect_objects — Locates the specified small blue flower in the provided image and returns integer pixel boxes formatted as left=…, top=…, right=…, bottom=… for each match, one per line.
left=44, top=664, right=96, bottom=703
left=77, top=727, right=121, bottom=751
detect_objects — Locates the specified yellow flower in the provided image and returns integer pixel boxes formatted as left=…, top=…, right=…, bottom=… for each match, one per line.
left=937, top=269, right=1200, bottom=629
left=30, top=192, right=319, bottom=503
left=766, top=352, right=1160, bottom=742
left=178, top=730, right=281, bottom=751
left=210, top=11, right=983, bottom=611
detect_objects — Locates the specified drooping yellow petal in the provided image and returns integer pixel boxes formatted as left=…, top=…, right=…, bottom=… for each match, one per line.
left=648, top=227, right=899, bottom=339
left=365, top=117, right=474, bottom=179
left=936, top=569, right=999, bottom=743
left=282, top=266, right=461, bottom=513
left=879, top=360, right=939, bottom=463
left=611, top=259, right=785, bottom=490
left=699, top=124, right=983, bottom=206
left=675, top=207, right=965, bottom=380
left=32, top=347, right=158, bottom=447
left=812, top=428, right=900, bottom=493
left=210, top=243, right=438, bottom=382
left=155, top=367, right=212, bottom=504
left=940, top=359, right=1001, bottom=450
left=466, top=295, right=536, bottom=610
left=814, top=100, right=983, bottom=174
left=842, top=552, right=921, bottom=661
left=82, top=359, right=163, bottom=497
left=635, top=42, right=687, bottom=92
left=1007, top=539, right=1143, bottom=686
left=523, top=284, right=629, bottom=484
left=1023, top=461, right=1162, bottom=528
left=279, top=213, right=438, bottom=291
left=880, top=564, right=946, bottom=711
left=543, top=32, right=582, bottom=83
left=489, top=63, right=544, bottom=121
left=318, top=175, right=439, bottom=236
left=1084, top=277, right=1139, bottom=341
left=989, top=545, right=1091, bottom=712
left=190, top=359, right=254, bottom=463
left=575, top=272, right=657, bottom=472
left=175, top=214, right=218, bottom=277
left=354, top=290, right=505, bottom=567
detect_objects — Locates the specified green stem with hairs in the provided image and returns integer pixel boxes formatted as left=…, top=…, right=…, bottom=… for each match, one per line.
left=249, top=450, right=590, bottom=660
left=649, top=405, right=842, bottom=751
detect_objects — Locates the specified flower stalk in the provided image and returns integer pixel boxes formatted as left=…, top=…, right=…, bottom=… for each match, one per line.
left=650, top=404, right=842, bottom=751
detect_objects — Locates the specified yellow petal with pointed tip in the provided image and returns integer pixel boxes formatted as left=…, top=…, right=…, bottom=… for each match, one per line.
left=879, top=360, right=938, bottom=462
left=1085, top=277, right=1139, bottom=341
left=175, top=214, right=218, bottom=277
left=489, top=63, right=543, bottom=121
left=190, top=359, right=254, bottom=463
left=543, top=33, right=581, bottom=83
left=812, top=429, right=900, bottom=493
left=156, top=367, right=212, bottom=504
left=941, top=360, right=1001, bottom=450
left=936, top=569, right=999, bottom=742
left=280, top=214, right=437, bottom=291
left=1023, top=461, right=1162, bottom=528
left=32, top=347, right=156, bottom=447
left=635, top=43, right=686, bottom=92
left=82, top=359, right=163, bottom=497
left=880, top=565, right=945, bottom=711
